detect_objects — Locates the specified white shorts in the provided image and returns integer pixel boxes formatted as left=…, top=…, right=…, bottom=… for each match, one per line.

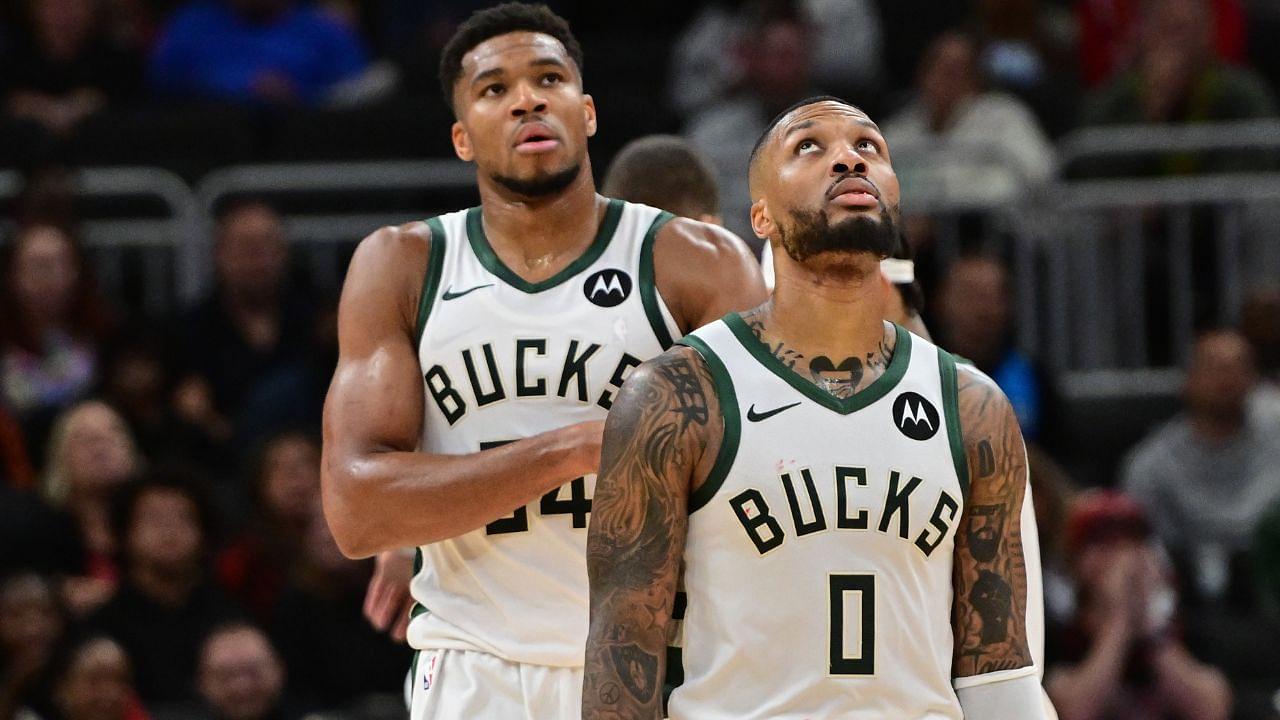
left=408, top=647, right=583, bottom=720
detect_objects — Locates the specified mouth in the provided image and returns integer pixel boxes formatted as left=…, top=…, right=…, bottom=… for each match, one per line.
left=513, top=122, right=561, bottom=154
left=826, top=175, right=880, bottom=208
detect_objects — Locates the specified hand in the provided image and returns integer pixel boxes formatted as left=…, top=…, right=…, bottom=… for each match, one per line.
left=1095, top=546, right=1144, bottom=630
left=363, top=548, right=416, bottom=643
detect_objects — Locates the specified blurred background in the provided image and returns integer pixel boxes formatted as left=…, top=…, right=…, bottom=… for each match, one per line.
left=1, top=0, right=1280, bottom=719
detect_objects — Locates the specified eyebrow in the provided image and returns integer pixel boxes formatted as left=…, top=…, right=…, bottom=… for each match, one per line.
left=781, top=120, right=816, bottom=140
left=470, top=56, right=569, bottom=87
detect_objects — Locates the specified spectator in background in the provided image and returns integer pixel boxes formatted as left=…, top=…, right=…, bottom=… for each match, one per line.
left=148, top=0, right=369, bottom=106
left=0, top=225, right=112, bottom=456
left=1076, top=0, right=1246, bottom=89
left=883, top=31, right=1056, bottom=196
left=670, top=0, right=882, bottom=120
left=1122, top=328, right=1280, bottom=604
left=0, top=573, right=69, bottom=720
left=217, top=432, right=320, bottom=622
left=47, top=635, right=145, bottom=720
left=90, top=472, right=240, bottom=708
left=0, top=0, right=143, bottom=136
left=1081, top=0, right=1275, bottom=134
left=685, top=1, right=818, bottom=245
left=1046, top=490, right=1233, bottom=720
left=42, top=400, right=141, bottom=615
left=269, top=509, right=410, bottom=709
left=602, top=135, right=723, bottom=225
left=973, top=0, right=1078, bottom=136
left=96, top=329, right=181, bottom=463
left=173, top=200, right=325, bottom=468
left=936, top=254, right=1052, bottom=440
left=197, top=624, right=304, bottom=720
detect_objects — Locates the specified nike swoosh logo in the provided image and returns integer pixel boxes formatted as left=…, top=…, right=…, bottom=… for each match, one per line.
left=441, top=284, right=494, bottom=301
left=746, top=402, right=801, bottom=422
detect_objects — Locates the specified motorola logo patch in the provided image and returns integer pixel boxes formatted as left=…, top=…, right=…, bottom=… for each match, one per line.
left=583, top=269, right=632, bottom=307
left=892, top=392, right=940, bottom=441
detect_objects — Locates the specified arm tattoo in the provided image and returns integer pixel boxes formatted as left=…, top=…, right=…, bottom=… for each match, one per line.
left=583, top=349, right=718, bottom=719
left=951, top=368, right=1033, bottom=677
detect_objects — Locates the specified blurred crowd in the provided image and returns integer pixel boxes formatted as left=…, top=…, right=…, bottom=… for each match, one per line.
left=3, top=0, right=1280, bottom=719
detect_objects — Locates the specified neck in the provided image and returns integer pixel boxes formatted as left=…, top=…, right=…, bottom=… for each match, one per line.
left=752, top=250, right=895, bottom=398
left=131, top=562, right=199, bottom=608
left=476, top=164, right=602, bottom=269
left=770, top=250, right=889, bottom=348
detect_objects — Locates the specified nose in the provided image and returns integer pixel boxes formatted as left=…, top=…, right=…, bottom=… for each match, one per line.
left=509, top=81, right=548, bottom=118
left=831, top=145, right=868, bottom=176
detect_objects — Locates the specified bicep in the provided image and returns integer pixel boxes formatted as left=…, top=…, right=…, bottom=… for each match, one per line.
left=588, top=355, right=707, bottom=581
left=323, top=232, right=426, bottom=464
left=951, top=368, right=1034, bottom=678
left=654, top=221, right=768, bottom=334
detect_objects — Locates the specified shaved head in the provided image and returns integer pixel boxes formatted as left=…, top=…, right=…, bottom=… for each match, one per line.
left=748, top=96, right=879, bottom=197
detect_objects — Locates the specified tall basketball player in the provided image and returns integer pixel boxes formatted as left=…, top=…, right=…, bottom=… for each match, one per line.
left=582, top=96, right=1048, bottom=719
left=320, top=4, right=766, bottom=718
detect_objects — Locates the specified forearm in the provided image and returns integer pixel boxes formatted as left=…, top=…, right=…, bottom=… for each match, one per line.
left=582, top=583, right=671, bottom=720
left=1046, top=620, right=1132, bottom=720
left=323, top=425, right=588, bottom=556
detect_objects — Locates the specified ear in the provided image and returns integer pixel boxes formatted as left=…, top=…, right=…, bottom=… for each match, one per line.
left=451, top=121, right=473, bottom=162
left=749, top=198, right=774, bottom=241
left=582, top=94, right=597, bottom=138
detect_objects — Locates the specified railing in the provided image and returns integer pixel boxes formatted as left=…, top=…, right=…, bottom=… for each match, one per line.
left=0, top=166, right=199, bottom=316
left=191, top=160, right=475, bottom=300
left=3, top=122, right=1278, bottom=374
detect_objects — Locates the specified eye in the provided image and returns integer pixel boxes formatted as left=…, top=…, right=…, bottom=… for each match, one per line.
left=796, top=139, right=820, bottom=155
left=482, top=83, right=505, bottom=97
left=857, top=139, right=879, bottom=153
left=540, top=73, right=563, bottom=86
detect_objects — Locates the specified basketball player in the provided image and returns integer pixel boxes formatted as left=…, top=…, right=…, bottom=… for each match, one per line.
left=582, top=96, right=1048, bottom=719
left=602, top=134, right=723, bottom=226
left=320, top=4, right=766, bottom=718
left=603, top=128, right=1055, bottom=719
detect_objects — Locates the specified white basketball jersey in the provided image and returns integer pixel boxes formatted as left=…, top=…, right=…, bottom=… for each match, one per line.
left=407, top=199, right=680, bottom=667
left=669, top=316, right=969, bottom=720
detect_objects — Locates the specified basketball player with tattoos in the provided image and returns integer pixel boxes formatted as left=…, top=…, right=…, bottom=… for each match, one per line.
left=582, top=96, right=1048, bottom=719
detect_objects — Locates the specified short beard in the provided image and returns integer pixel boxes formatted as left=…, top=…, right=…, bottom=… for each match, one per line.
left=778, top=206, right=899, bottom=263
left=491, top=163, right=582, bottom=198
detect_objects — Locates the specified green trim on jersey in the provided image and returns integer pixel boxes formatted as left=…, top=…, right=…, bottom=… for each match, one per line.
left=638, top=210, right=677, bottom=349
left=409, top=650, right=420, bottom=703
left=938, top=349, right=970, bottom=502
left=677, top=335, right=741, bottom=513
left=464, top=199, right=625, bottom=293
left=408, top=548, right=429, bottom=624
left=722, top=313, right=912, bottom=416
left=414, top=217, right=448, bottom=346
